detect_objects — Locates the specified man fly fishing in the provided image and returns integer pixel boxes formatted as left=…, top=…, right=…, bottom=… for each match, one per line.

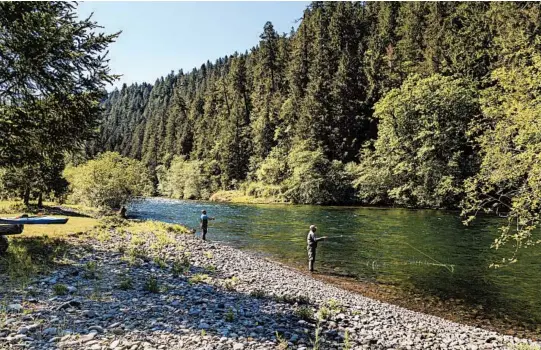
left=200, top=210, right=215, bottom=241
left=307, top=224, right=327, bottom=272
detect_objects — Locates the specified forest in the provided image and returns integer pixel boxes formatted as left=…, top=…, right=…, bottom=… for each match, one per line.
left=2, top=2, right=541, bottom=261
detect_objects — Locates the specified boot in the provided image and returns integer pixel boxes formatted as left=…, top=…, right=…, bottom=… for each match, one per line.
left=309, top=261, right=314, bottom=272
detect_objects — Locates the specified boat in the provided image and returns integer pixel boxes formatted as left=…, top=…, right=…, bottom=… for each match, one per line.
left=0, top=216, right=69, bottom=225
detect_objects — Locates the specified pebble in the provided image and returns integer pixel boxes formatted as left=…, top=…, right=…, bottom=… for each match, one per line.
left=0, top=226, right=537, bottom=350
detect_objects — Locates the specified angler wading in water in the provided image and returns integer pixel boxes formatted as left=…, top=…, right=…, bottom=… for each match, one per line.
left=307, top=224, right=327, bottom=272
left=199, top=210, right=215, bottom=241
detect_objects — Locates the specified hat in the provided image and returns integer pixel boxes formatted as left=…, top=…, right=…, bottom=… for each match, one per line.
left=310, top=225, right=317, bottom=231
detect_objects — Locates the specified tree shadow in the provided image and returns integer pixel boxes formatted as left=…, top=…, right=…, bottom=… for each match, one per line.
left=1, top=239, right=336, bottom=349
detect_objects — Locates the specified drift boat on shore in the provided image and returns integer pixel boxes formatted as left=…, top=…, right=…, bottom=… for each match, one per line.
left=0, top=216, right=69, bottom=225
left=0, top=215, right=69, bottom=255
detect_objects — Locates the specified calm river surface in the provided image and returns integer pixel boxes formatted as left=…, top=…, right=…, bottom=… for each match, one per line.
left=128, top=197, right=540, bottom=325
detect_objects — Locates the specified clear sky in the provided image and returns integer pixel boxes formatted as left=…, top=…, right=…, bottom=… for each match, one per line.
left=77, top=1, right=311, bottom=90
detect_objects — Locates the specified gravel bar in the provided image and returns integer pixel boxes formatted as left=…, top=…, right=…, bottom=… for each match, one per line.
left=0, top=228, right=538, bottom=350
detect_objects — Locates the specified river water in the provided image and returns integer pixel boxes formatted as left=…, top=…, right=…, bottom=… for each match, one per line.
left=128, top=197, right=540, bottom=326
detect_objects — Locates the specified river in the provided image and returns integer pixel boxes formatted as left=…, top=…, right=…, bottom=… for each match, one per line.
left=128, top=197, right=540, bottom=328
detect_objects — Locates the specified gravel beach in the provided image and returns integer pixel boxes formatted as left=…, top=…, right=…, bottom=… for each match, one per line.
left=0, top=222, right=538, bottom=350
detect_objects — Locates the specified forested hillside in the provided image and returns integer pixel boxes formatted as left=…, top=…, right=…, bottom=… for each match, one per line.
left=91, top=2, right=541, bottom=238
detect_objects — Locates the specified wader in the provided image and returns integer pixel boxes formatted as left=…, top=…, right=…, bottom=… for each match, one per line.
left=200, top=215, right=208, bottom=241
left=307, top=245, right=316, bottom=272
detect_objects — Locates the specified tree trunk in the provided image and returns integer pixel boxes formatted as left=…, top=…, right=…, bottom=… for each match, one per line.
left=23, top=188, right=30, bottom=206
left=37, top=192, right=43, bottom=208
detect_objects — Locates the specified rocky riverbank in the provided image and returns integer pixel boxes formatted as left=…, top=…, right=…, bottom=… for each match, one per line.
left=0, top=219, right=538, bottom=350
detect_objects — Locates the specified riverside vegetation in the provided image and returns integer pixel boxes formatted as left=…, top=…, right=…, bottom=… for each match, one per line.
left=2, top=2, right=541, bottom=262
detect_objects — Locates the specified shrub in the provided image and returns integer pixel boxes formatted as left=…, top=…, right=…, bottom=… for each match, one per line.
left=63, top=152, right=153, bottom=209
left=158, top=156, right=212, bottom=200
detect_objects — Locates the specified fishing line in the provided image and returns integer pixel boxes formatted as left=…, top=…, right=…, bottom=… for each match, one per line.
left=403, top=241, right=454, bottom=273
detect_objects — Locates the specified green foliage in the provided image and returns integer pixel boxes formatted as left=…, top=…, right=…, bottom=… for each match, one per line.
left=225, top=308, right=235, bottom=322
left=53, top=284, right=68, bottom=296
left=118, top=275, right=133, bottom=290
left=64, top=152, right=153, bottom=209
left=0, top=2, right=119, bottom=166
left=355, top=74, right=479, bottom=208
left=143, top=275, right=160, bottom=293
left=83, top=261, right=99, bottom=279
left=158, top=156, right=212, bottom=199
left=463, top=43, right=541, bottom=266
left=188, top=273, right=211, bottom=285
left=284, top=141, right=355, bottom=205
left=295, top=306, right=314, bottom=321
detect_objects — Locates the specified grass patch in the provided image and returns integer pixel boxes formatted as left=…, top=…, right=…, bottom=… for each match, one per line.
left=172, top=255, right=190, bottom=276
left=188, top=273, right=211, bottom=285
left=8, top=216, right=99, bottom=238
left=118, top=275, right=133, bottom=290
left=126, top=220, right=190, bottom=236
left=0, top=236, right=71, bottom=286
left=276, top=331, right=289, bottom=350
left=250, top=289, right=266, bottom=298
left=53, top=283, right=68, bottom=296
left=513, top=345, right=541, bottom=350
left=153, top=256, right=168, bottom=269
left=225, top=308, right=235, bottom=322
left=295, top=306, right=314, bottom=321
left=144, top=275, right=160, bottom=293
left=83, top=261, right=99, bottom=279
left=209, top=190, right=287, bottom=204
left=224, top=276, right=239, bottom=290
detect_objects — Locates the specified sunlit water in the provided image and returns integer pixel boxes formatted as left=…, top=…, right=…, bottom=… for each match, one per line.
left=128, top=197, right=541, bottom=325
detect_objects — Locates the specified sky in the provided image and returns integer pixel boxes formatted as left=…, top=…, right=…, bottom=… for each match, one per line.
left=77, top=1, right=310, bottom=90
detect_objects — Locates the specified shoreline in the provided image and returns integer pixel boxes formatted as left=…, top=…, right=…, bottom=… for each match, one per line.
left=1, top=218, right=538, bottom=349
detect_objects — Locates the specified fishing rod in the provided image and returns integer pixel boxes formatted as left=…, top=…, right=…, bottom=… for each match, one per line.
left=323, top=235, right=344, bottom=240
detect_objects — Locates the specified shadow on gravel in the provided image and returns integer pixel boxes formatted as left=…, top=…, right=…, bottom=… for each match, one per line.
left=0, top=236, right=92, bottom=286
left=2, top=240, right=327, bottom=348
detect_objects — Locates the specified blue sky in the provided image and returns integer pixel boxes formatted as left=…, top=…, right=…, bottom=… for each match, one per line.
left=77, top=1, right=310, bottom=90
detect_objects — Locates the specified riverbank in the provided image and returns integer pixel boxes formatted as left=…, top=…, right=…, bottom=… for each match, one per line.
left=1, top=215, right=538, bottom=350
left=210, top=190, right=287, bottom=205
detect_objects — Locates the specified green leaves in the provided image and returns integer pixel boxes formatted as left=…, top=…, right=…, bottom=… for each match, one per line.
left=0, top=2, right=119, bottom=166
left=355, top=74, right=479, bottom=208
left=63, top=152, right=152, bottom=209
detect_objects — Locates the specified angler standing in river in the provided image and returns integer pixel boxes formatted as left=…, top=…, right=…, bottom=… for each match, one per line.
left=200, top=210, right=215, bottom=241
left=307, top=224, right=327, bottom=272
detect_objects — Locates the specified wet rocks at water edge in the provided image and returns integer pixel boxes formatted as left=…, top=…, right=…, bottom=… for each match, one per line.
left=0, top=227, right=539, bottom=350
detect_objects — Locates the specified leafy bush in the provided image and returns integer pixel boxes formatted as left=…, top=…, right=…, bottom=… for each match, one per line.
left=283, top=141, right=355, bottom=205
left=354, top=74, right=479, bottom=208
left=158, top=156, right=213, bottom=200
left=64, top=152, right=153, bottom=209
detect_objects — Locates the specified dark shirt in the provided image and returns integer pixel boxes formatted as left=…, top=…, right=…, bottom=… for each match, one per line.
left=200, top=214, right=208, bottom=228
